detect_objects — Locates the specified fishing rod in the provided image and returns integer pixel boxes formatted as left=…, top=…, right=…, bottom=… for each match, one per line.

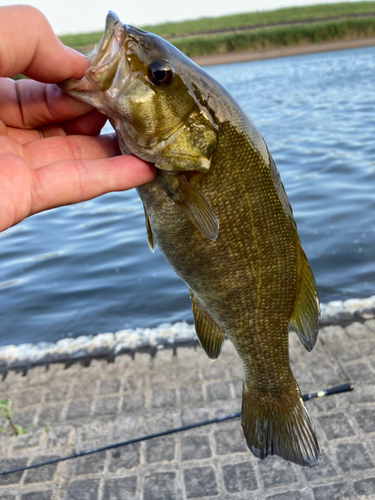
left=0, top=382, right=353, bottom=477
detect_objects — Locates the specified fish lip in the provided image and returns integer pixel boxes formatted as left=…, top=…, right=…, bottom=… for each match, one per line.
left=87, top=11, right=121, bottom=66
left=62, top=12, right=129, bottom=94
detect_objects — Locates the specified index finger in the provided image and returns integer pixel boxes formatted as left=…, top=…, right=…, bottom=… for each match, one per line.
left=0, top=5, right=88, bottom=82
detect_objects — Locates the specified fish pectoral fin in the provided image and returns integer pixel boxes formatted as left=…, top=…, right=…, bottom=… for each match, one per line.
left=142, top=204, right=155, bottom=252
left=172, top=177, right=219, bottom=242
left=290, top=246, right=320, bottom=352
left=190, top=291, right=225, bottom=360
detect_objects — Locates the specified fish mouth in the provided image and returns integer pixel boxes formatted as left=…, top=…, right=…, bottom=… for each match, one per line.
left=62, top=11, right=128, bottom=93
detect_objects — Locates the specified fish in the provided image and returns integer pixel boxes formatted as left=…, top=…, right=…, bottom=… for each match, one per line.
left=61, top=11, right=321, bottom=467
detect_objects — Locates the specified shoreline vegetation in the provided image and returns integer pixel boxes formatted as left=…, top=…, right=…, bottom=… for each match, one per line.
left=58, top=2, right=375, bottom=63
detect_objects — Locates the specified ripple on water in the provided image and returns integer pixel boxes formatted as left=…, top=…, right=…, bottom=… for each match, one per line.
left=0, top=46, right=375, bottom=346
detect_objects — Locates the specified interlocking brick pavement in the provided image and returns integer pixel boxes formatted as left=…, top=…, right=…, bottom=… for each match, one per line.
left=0, top=320, right=374, bottom=499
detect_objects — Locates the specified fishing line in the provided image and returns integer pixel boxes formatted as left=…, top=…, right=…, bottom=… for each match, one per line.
left=0, top=382, right=353, bottom=477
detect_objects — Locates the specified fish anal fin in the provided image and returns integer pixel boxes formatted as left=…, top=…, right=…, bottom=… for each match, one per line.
left=142, top=204, right=155, bottom=252
left=190, top=292, right=224, bottom=360
left=241, top=382, right=320, bottom=467
left=290, top=246, right=320, bottom=352
left=172, top=177, right=219, bottom=242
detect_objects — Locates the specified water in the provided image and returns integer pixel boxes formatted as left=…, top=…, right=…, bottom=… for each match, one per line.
left=0, top=46, right=374, bottom=347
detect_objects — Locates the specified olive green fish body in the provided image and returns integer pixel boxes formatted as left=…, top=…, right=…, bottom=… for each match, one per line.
left=61, top=12, right=320, bottom=467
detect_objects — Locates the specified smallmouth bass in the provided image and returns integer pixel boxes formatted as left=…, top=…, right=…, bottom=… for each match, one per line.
left=61, top=12, right=321, bottom=467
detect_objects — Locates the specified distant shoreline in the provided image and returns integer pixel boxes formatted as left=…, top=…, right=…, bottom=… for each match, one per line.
left=191, top=36, right=375, bottom=66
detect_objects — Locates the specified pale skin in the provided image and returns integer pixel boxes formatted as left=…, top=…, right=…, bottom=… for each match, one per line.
left=0, top=5, right=156, bottom=233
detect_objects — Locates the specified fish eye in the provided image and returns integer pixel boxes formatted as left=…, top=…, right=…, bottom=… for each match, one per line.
left=148, top=60, right=174, bottom=86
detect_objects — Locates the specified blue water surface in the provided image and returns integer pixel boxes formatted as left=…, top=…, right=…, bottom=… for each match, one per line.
left=0, top=46, right=374, bottom=346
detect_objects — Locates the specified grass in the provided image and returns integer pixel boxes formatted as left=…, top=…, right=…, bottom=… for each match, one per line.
left=173, top=17, right=375, bottom=57
left=141, top=1, right=375, bottom=37
left=58, top=2, right=375, bottom=56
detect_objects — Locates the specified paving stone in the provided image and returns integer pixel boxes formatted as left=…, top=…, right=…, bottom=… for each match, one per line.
left=184, top=466, right=219, bottom=498
left=303, top=453, right=337, bottom=482
left=222, top=461, right=258, bottom=493
left=345, top=322, right=374, bottom=340
left=151, top=389, right=176, bottom=409
left=37, top=404, right=64, bottom=426
left=354, top=407, right=375, bottom=433
left=75, top=451, right=106, bottom=475
left=349, top=386, right=375, bottom=404
left=45, top=386, right=69, bottom=403
left=20, top=491, right=52, bottom=500
left=71, top=382, right=97, bottom=398
left=45, top=426, right=72, bottom=448
left=258, top=459, right=299, bottom=489
left=23, top=456, right=59, bottom=484
left=122, top=393, right=145, bottom=412
left=103, top=476, right=137, bottom=499
left=312, top=482, right=351, bottom=500
left=181, top=435, right=212, bottom=461
left=228, top=364, right=244, bottom=379
left=65, top=477, right=100, bottom=500
left=318, top=413, right=355, bottom=440
left=232, top=379, right=242, bottom=398
left=13, top=430, right=43, bottom=450
left=202, top=365, right=226, bottom=380
left=143, top=472, right=176, bottom=500
left=149, top=370, right=175, bottom=390
left=336, top=443, right=374, bottom=472
left=266, top=492, right=308, bottom=500
left=312, top=365, right=341, bottom=386
left=11, top=409, right=36, bottom=428
left=112, top=414, right=141, bottom=441
left=180, top=408, right=209, bottom=426
left=123, top=373, right=146, bottom=392
left=176, top=368, right=200, bottom=384
left=214, top=425, right=247, bottom=454
left=146, top=436, right=175, bottom=463
left=206, top=381, right=231, bottom=401
left=18, top=389, right=43, bottom=407
left=99, top=378, right=120, bottom=394
left=66, top=399, right=91, bottom=419
left=0, top=458, right=28, bottom=485
left=353, top=476, right=375, bottom=495
left=180, top=385, right=204, bottom=405
left=108, top=444, right=140, bottom=471
left=343, top=362, right=375, bottom=381
left=93, top=396, right=119, bottom=415
left=142, top=410, right=175, bottom=434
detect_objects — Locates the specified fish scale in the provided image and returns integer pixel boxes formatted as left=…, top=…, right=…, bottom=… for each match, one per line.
left=61, top=10, right=320, bottom=467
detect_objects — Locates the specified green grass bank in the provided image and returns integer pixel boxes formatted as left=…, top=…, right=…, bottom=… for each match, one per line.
left=58, top=1, right=375, bottom=57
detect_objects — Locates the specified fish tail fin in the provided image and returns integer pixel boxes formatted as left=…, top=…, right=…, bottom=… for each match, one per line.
left=241, top=381, right=320, bottom=467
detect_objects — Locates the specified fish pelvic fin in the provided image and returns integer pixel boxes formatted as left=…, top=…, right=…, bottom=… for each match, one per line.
left=190, top=291, right=225, bottom=360
left=142, top=204, right=155, bottom=252
left=290, top=246, right=320, bottom=352
left=241, top=382, right=320, bottom=467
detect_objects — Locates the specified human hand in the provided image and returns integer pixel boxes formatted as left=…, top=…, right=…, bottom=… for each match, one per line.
left=0, top=5, right=155, bottom=233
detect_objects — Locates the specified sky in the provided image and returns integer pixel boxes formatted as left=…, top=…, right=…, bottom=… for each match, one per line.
left=0, top=0, right=366, bottom=34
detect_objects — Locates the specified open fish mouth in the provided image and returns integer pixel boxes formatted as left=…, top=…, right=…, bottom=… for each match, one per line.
left=62, top=11, right=127, bottom=93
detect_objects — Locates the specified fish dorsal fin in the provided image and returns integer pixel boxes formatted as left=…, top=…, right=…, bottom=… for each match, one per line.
left=171, top=177, right=219, bottom=242
left=142, top=204, right=155, bottom=252
left=190, top=291, right=225, bottom=360
left=290, top=246, right=320, bottom=352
